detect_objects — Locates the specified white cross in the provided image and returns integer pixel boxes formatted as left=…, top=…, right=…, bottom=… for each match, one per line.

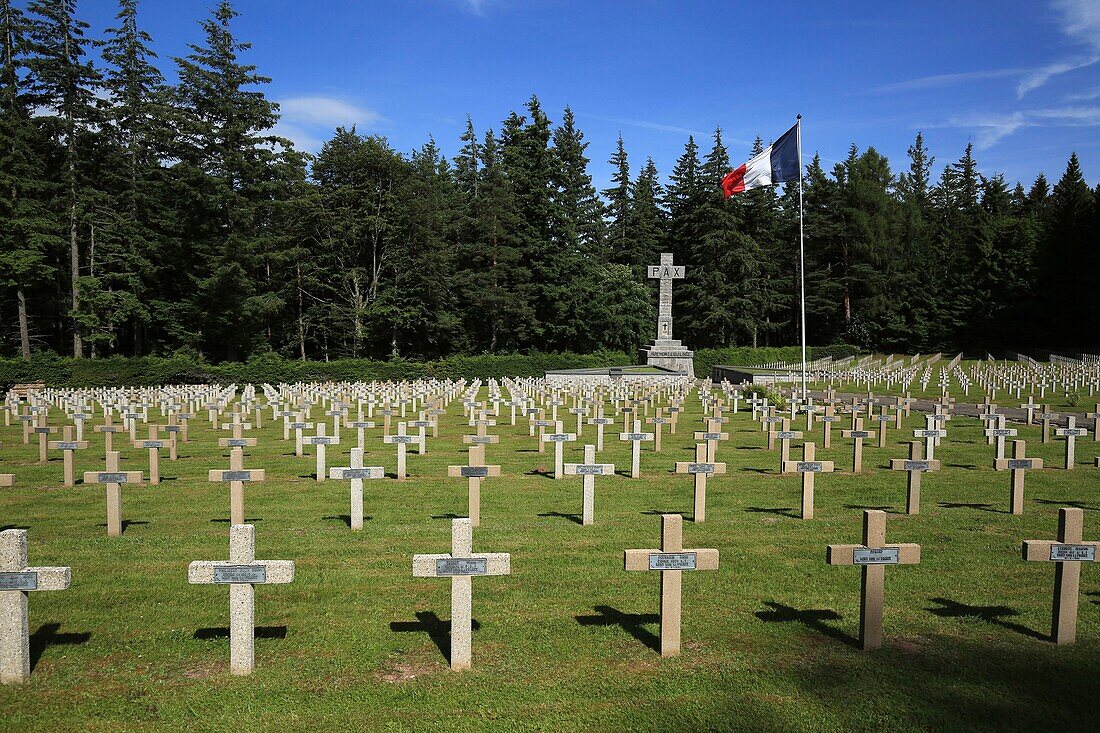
left=0, top=530, right=71, bottom=684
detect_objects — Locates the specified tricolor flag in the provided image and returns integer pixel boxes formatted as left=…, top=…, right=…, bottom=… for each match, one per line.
left=721, top=123, right=800, bottom=197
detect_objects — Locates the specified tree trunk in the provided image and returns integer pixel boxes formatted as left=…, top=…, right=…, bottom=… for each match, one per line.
left=17, top=286, right=30, bottom=360
left=296, top=260, right=306, bottom=360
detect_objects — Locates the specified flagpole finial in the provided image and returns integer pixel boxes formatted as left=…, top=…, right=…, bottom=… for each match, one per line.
left=796, top=113, right=802, bottom=120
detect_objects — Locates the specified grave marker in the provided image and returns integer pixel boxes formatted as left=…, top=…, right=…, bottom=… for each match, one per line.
left=83, top=451, right=144, bottom=537
left=994, top=440, right=1043, bottom=515
left=888, top=442, right=940, bottom=515
left=208, top=447, right=266, bottom=525
left=330, top=448, right=385, bottom=531
left=1021, top=508, right=1097, bottom=645
left=563, top=445, right=615, bottom=526
left=0, top=529, right=71, bottom=684
left=619, top=420, right=654, bottom=478
left=783, top=442, right=833, bottom=520
left=448, top=445, right=500, bottom=527
left=674, top=444, right=726, bottom=523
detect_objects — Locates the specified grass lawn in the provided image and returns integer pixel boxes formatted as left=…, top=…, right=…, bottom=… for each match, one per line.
left=1, top=390, right=1098, bottom=732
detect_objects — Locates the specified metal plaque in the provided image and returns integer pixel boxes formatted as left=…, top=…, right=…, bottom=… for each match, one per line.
left=221, top=470, right=253, bottom=481
left=1006, top=459, right=1033, bottom=470
left=902, top=460, right=931, bottom=471
left=687, top=463, right=716, bottom=474
left=289, top=422, right=308, bottom=429
left=0, top=572, right=37, bottom=591
left=987, top=429, right=1015, bottom=436
left=213, top=565, right=267, bottom=584
left=468, top=436, right=494, bottom=444
left=575, top=465, right=606, bottom=475
left=776, top=431, right=799, bottom=440
left=339, top=468, right=381, bottom=479
left=98, top=472, right=129, bottom=483
left=409, top=421, right=431, bottom=427
left=460, top=466, right=490, bottom=478
left=165, top=425, right=181, bottom=432
left=436, top=557, right=487, bottom=576
left=1049, top=544, right=1096, bottom=562
left=141, top=441, right=164, bottom=448
left=854, top=547, right=900, bottom=565
left=621, top=433, right=649, bottom=441
left=56, top=442, right=80, bottom=450
left=348, top=422, right=373, bottom=428
left=310, top=437, right=335, bottom=445
left=648, top=552, right=697, bottom=571
left=545, top=434, right=572, bottom=442
left=796, top=461, right=824, bottom=472
left=699, top=433, right=723, bottom=440
left=820, top=416, right=838, bottom=422
left=848, top=431, right=871, bottom=438
left=225, top=438, right=249, bottom=447
left=388, top=436, right=416, bottom=444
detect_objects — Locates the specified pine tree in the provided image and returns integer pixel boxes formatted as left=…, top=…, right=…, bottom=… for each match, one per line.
left=551, top=106, right=604, bottom=259
left=26, top=0, right=102, bottom=357
left=603, top=134, right=630, bottom=264
left=624, top=157, right=665, bottom=280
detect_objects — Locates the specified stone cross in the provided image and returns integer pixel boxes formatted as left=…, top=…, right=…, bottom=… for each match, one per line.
left=563, top=445, right=615, bottom=526
left=913, top=416, right=947, bottom=461
left=409, top=414, right=433, bottom=455
left=541, top=421, right=577, bottom=480
left=994, top=440, right=1043, bottom=515
left=448, top=445, right=500, bottom=528
left=842, top=418, right=871, bottom=474
left=0, top=529, right=71, bottom=684
left=135, top=425, right=165, bottom=485
left=330, top=448, right=385, bottom=531
left=674, top=444, right=726, bottom=522
left=47, top=426, right=88, bottom=486
left=619, top=420, right=654, bottom=478
left=888, top=442, right=940, bottom=515
left=693, top=420, right=729, bottom=463
left=647, top=253, right=685, bottom=342
left=783, top=442, right=833, bottom=520
left=412, top=517, right=511, bottom=671
left=1021, top=508, right=1097, bottom=645
left=208, top=447, right=266, bottom=525
left=820, top=405, right=837, bottom=448
left=624, top=514, right=718, bottom=657
left=1087, top=403, right=1100, bottom=442
left=586, top=414, right=615, bottom=452
left=874, top=407, right=891, bottom=447
left=774, top=419, right=802, bottom=474
left=1020, top=400, right=1039, bottom=425
left=304, top=423, right=339, bottom=482
left=645, top=410, right=669, bottom=452
left=1039, top=405, right=1057, bottom=444
left=826, top=510, right=921, bottom=651
left=346, top=419, right=376, bottom=450
left=187, top=524, right=295, bottom=675
left=32, top=415, right=56, bottom=463
left=289, top=415, right=314, bottom=457
left=1055, top=416, right=1088, bottom=470
left=984, top=415, right=1017, bottom=460
left=83, top=451, right=144, bottom=537
left=95, top=417, right=124, bottom=455
left=383, top=422, right=416, bottom=481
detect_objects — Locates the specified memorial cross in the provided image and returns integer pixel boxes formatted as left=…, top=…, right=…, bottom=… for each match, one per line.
left=1087, top=403, right=1100, bottom=442
left=330, top=448, right=385, bottom=531
left=542, top=421, right=577, bottom=480
left=841, top=418, right=872, bottom=474
left=0, top=530, right=71, bottom=684
left=774, top=418, right=802, bottom=474
left=47, top=425, right=88, bottom=486
left=674, top=443, right=726, bottom=522
left=994, top=440, right=1043, bottom=515
left=208, top=447, right=266, bottom=525
left=563, top=445, right=615, bottom=526
left=984, top=414, right=1017, bottom=460
left=826, top=510, right=920, bottom=651
left=411, top=518, right=510, bottom=671
left=587, top=413, right=615, bottom=452
left=888, top=441, right=940, bottom=515
left=448, top=444, right=500, bottom=527
left=304, top=423, right=339, bottom=482
left=1039, top=405, right=1057, bottom=444
left=693, top=419, right=729, bottom=463
left=135, top=425, right=165, bottom=485
left=619, top=420, right=654, bottom=478
left=289, top=415, right=314, bottom=458
left=782, top=442, right=834, bottom=520
left=383, top=422, right=416, bottom=481
left=624, top=514, right=718, bottom=657
left=32, top=414, right=56, bottom=463
left=1055, top=416, right=1088, bottom=470
left=645, top=409, right=669, bottom=452
left=83, top=451, right=144, bottom=537
left=187, top=524, right=294, bottom=675
left=820, top=405, right=838, bottom=449
left=1021, top=508, right=1097, bottom=645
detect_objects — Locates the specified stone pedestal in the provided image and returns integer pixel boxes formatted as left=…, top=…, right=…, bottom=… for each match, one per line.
left=640, top=340, right=695, bottom=377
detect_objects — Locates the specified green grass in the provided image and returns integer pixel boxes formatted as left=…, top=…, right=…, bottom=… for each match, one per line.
left=0, top=392, right=1098, bottom=732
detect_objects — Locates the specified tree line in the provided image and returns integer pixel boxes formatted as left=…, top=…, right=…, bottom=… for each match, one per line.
left=2, top=0, right=1097, bottom=364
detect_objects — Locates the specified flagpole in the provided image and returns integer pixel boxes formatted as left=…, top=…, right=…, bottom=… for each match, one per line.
left=796, top=114, right=807, bottom=403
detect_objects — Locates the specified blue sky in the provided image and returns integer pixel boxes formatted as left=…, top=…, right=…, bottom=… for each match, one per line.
left=79, top=0, right=1100, bottom=191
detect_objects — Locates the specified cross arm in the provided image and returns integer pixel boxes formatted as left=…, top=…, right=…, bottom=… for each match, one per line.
left=411, top=552, right=511, bottom=577
left=48, top=440, right=89, bottom=449
left=20, top=567, right=71, bottom=591
left=781, top=460, right=835, bottom=473
left=563, top=463, right=615, bottom=475
left=1021, top=540, right=1099, bottom=562
left=624, top=548, right=719, bottom=571
left=82, top=471, right=144, bottom=484
left=187, top=560, right=295, bottom=584
left=674, top=462, right=727, bottom=474
left=208, top=469, right=266, bottom=482
left=826, top=544, right=921, bottom=565
left=330, top=466, right=385, bottom=480
left=693, top=431, right=730, bottom=440
left=993, top=458, right=1043, bottom=470
left=447, top=465, right=502, bottom=477
left=888, top=459, right=941, bottom=471
left=218, top=438, right=258, bottom=447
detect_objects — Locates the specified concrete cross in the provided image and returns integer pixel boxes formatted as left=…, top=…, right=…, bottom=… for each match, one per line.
left=1087, top=403, right=1100, bottom=442
left=624, top=514, right=717, bottom=657
left=783, top=442, right=834, bottom=520
left=47, top=425, right=88, bottom=486
left=188, top=524, right=294, bottom=675
left=842, top=418, right=872, bottom=474
left=563, top=445, right=615, bottom=526
left=619, top=420, right=654, bottom=478
left=288, top=415, right=315, bottom=457
left=1038, top=405, right=1057, bottom=444
left=586, top=414, right=615, bottom=452
left=827, top=510, right=921, bottom=651
left=208, top=447, right=266, bottom=525
left=32, top=414, right=57, bottom=463
left=346, top=419, right=376, bottom=450
left=0, top=530, right=71, bottom=684
left=819, top=405, right=838, bottom=449
left=888, top=441, right=940, bottom=515
left=874, top=407, right=892, bottom=447
left=83, top=451, right=144, bottom=537
left=645, top=409, right=669, bottom=452
left=983, top=414, right=1017, bottom=460
left=994, top=440, right=1044, bottom=515
left=913, top=415, right=947, bottom=461
left=304, top=423, right=339, bottom=482
left=1021, top=508, right=1097, bottom=645
left=330, top=448, right=385, bottom=530
left=412, top=518, right=510, bottom=671
left=773, top=419, right=802, bottom=474
left=674, top=443, right=726, bottom=522
left=383, top=422, right=416, bottom=481
left=693, top=420, right=729, bottom=463
left=134, top=425, right=165, bottom=485
left=541, top=421, right=577, bottom=479
left=448, top=444, right=500, bottom=527
left=1055, top=416, right=1088, bottom=470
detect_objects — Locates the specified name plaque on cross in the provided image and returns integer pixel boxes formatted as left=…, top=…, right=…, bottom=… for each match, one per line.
left=55, top=442, right=79, bottom=450
left=854, top=548, right=900, bottom=565
left=902, top=460, right=932, bottom=471
left=0, top=571, right=38, bottom=590
left=796, top=461, right=824, bottom=472
left=436, top=558, right=488, bottom=576
left=1049, top=545, right=1096, bottom=562
left=460, top=466, right=490, bottom=478
left=575, top=465, right=606, bottom=475
left=225, top=438, right=250, bottom=447
left=221, top=470, right=253, bottom=481
left=337, top=467, right=383, bottom=479
left=648, top=552, right=697, bottom=571
left=213, top=565, right=267, bottom=584
left=1006, top=459, right=1034, bottom=470
left=686, top=463, right=716, bottom=474
left=97, top=472, right=129, bottom=483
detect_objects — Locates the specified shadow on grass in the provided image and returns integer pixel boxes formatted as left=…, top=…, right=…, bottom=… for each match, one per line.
left=389, top=611, right=480, bottom=664
left=1, top=524, right=30, bottom=531
left=431, top=513, right=463, bottom=520
left=1087, top=591, right=1100, bottom=605
left=754, top=601, right=861, bottom=649
left=745, top=507, right=798, bottom=518
left=95, top=520, right=149, bottom=533
left=574, top=605, right=660, bottom=653
left=947, top=463, right=979, bottom=470
left=29, top=622, right=90, bottom=672
left=323, top=514, right=371, bottom=527
left=736, top=445, right=763, bottom=450
left=926, top=597, right=1048, bottom=641
left=210, top=517, right=263, bottom=523
left=194, top=626, right=286, bottom=640
left=1033, top=498, right=1099, bottom=510
left=843, top=504, right=897, bottom=513
left=640, top=509, right=681, bottom=517
left=537, top=511, right=583, bottom=525
left=741, top=467, right=771, bottom=474
left=525, top=469, right=556, bottom=480
left=938, top=502, right=999, bottom=512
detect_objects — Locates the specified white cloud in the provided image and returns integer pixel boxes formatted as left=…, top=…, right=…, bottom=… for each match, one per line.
left=869, top=68, right=1022, bottom=94
left=941, top=105, right=1100, bottom=149
left=1017, top=0, right=1100, bottom=97
left=270, top=95, right=382, bottom=153
left=1016, top=55, right=1100, bottom=98
left=1066, top=85, right=1100, bottom=100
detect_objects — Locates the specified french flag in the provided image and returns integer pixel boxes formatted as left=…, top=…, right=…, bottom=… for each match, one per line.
left=721, top=123, right=800, bottom=197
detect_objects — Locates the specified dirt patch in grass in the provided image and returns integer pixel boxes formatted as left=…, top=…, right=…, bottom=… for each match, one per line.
left=375, top=649, right=443, bottom=683
left=182, top=661, right=221, bottom=679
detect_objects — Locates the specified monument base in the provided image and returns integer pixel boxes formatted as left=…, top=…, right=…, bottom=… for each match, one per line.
left=640, top=340, right=695, bottom=378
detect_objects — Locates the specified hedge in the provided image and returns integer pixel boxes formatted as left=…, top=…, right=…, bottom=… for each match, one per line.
left=0, top=346, right=860, bottom=389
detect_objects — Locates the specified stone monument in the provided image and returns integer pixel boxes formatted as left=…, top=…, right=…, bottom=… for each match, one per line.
left=640, top=253, right=695, bottom=376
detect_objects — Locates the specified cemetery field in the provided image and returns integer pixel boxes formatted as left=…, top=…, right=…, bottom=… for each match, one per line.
left=1, top=395, right=1098, bottom=732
